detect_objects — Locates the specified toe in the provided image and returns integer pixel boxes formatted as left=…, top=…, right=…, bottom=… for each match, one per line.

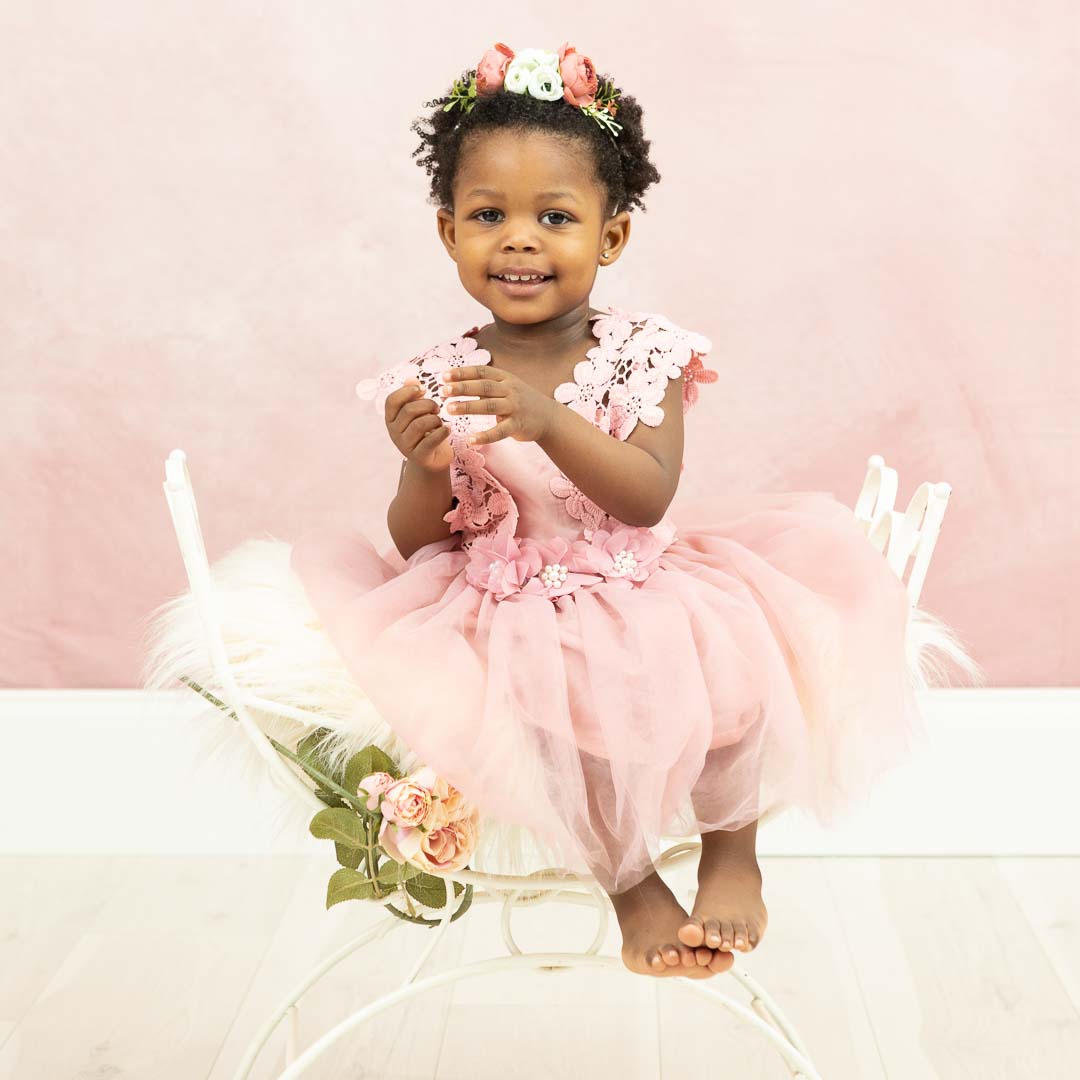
left=733, top=921, right=748, bottom=951
left=677, top=916, right=705, bottom=948
left=694, top=945, right=713, bottom=966
left=662, top=943, right=682, bottom=967
left=677, top=944, right=698, bottom=968
left=647, top=948, right=665, bottom=972
left=707, top=949, right=735, bottom=975
left=720, top=920, right=735, bottom=950
left=703, top=918, right=722, bottom=949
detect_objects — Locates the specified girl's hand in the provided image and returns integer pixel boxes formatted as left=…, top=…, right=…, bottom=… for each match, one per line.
left=384, top=379, right=454, bottom=473
left=438, top=366, right=558, bottom=446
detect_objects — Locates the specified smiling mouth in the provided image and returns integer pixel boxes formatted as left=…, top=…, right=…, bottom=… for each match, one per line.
left=489, top=274, right=554, bottom=283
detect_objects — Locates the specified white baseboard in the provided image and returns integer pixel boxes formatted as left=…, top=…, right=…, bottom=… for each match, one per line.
left=1, top=689, right=1076, bottom=856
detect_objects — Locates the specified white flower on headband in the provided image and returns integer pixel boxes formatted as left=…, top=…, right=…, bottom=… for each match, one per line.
left=504, top=48, right=562, bottom=100
left=443, top=41, right=624, bottom=138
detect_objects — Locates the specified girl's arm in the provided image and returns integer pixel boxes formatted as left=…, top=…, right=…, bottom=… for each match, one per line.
left=537, top=374, right=685, bottom=528
left=386, top=459, right=456, bottom=561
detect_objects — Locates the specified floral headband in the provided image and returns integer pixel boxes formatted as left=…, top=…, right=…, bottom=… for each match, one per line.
left=444, top=42, right=623, bottom=139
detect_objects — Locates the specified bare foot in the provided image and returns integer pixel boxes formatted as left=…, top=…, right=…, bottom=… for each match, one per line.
left=678, top=822, right=768, bottom=954
left=609, top=868, right=736, bottom=978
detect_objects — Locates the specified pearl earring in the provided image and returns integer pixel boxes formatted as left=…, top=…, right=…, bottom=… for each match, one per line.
left=602, top=252, right=610, bottom=259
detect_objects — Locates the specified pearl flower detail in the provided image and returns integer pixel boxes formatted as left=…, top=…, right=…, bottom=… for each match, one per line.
left=538, top=562, right=569, bottom=588
left=608, top=550, right=639, bottom=577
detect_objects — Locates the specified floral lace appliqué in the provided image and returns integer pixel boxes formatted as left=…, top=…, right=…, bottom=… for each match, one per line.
left=547, top=306, right=719, bottom=535
left=355, top=329, right=518, bottom=549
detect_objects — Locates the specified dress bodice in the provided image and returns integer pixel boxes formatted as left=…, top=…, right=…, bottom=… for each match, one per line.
left=356, top=305, right=718, bottom=552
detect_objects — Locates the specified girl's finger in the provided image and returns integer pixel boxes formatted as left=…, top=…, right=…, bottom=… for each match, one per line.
left=447, top=395, right=508, bottom=416
left=467, top=419, right=515, bottom=446
left=439, top=379, right=508, bottom=401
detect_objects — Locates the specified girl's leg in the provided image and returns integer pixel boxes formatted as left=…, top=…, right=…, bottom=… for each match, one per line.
left=680, top=714, right=769, bottom=953
left=530, top=726, right=732, bottom=978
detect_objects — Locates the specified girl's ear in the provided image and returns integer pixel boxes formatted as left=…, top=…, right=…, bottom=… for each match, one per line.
left=436, top=208, right=457, bottom=261
left=600, top=210, right=632, bottom=265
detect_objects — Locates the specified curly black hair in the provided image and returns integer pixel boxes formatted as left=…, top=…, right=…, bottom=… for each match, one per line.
left=410, top=66, right=661, bottom=218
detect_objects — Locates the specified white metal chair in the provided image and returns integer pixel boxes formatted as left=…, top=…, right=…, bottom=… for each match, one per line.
left=150, top=448, right=965, bottom=1080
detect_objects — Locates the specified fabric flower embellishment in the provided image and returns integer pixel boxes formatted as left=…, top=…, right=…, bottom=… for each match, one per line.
left=519, top=535, right=602, bottom=599
left=465, top=532, right=543, bottom=600
left=572, top=523, right=673, bottom=586
left=681, top=351, right=720, bottom=413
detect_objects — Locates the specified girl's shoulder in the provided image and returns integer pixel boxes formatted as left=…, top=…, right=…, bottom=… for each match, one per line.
left=354, top=327, right=491, bottom=413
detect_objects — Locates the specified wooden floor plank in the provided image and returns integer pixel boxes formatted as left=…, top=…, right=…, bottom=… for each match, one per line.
left=209, top=852, right=468, bottom=1080
left=0, top=856, right=305, bottom=1080
left=826, top=857, right=1080, bottom=1079
left=4, top=856, right=1080, bottom=1078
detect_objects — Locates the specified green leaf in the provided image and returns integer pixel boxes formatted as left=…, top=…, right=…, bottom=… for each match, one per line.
left=343, top=745, right=400, bottom=796
left=376, top=860, right=422, bottom=886
left=326, top=868, right=377, bottom=908
left=405, top=872, right=448, bottom=909
left=309, top=807, right=366, bottom=847
left=335, top=842, right=363, bottom=870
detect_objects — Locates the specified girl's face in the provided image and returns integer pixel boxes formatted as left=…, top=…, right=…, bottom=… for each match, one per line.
left=436, top=128, right=631, bottom=325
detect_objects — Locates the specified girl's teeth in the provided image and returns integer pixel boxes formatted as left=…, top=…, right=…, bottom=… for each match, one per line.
left=499, top=275, right=545, bottom=282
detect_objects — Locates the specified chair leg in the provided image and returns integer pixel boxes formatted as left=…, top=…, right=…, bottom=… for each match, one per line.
left=232, top=887, right=826, bottom=1080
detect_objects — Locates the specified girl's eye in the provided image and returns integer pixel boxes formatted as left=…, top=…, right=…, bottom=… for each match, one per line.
left=473, top=210, right=573, bottom=226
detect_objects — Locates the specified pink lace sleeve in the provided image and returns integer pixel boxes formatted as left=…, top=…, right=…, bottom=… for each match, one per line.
left=557, top=309, right=719, bottom=442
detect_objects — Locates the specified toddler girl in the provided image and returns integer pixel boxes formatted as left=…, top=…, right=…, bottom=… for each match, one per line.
left=290, top=41, right=952, bottom=980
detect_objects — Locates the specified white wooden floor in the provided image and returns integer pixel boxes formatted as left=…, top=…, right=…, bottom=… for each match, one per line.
left=1, top=855, right=1078, bottom=1078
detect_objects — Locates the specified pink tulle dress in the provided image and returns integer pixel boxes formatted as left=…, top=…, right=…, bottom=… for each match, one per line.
left=289, top=305, right=923, bottom=895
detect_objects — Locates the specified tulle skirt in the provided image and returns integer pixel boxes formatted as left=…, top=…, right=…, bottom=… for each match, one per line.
left=288, top=491, right=925, bottom=895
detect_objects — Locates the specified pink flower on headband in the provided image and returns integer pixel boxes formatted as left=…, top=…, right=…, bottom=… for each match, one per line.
left=558, top=42, right=598, bottom=108
left=477, top=42, right=515, bottom=95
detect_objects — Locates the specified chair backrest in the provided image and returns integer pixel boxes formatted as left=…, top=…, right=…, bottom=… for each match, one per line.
left=852, top=453, right=952, bottom=608
left=163, top=449, right=324, bottom=811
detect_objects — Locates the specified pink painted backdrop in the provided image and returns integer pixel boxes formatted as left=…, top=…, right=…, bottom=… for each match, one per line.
left=2, top=4, right=1076, bottom=687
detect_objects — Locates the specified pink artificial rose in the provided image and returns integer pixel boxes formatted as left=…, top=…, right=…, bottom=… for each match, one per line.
left=380, top=769, right=437, bottom=828
left=434, top=777, right=472, bottom=820
left=357, top=771, right=395, bottom=812
left=558, top=42, right=598, bottom=108
left=476, top=42, right=515, bottom=95
left=416, top=813, right=480, bottom=873
left=378, top=807, right=481, bottom=875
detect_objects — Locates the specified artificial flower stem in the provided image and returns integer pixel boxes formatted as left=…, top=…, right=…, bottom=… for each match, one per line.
left=179, top=677, right=374, bottom=818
